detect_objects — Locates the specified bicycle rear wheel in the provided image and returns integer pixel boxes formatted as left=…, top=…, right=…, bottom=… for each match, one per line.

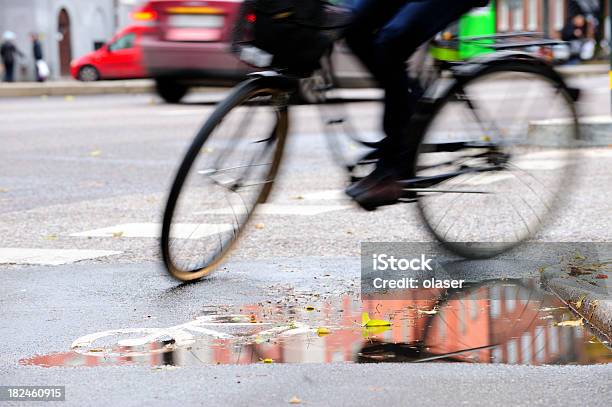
left=162, top=79, right=289, bottom=281
left=414, top=64, right=579, bottom=258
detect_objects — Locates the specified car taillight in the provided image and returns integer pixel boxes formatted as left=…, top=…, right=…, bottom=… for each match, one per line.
left=132, top=5, right=158, bottom=26
left=246, top=13, right=256, bottom=23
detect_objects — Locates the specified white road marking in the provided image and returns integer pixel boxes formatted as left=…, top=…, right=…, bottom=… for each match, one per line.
left=158, top=109, right=207, bottom=116
left=299, top=190, right=348, bottom=201
left=71, top=314, right=312, bottom=356
left=196, top=204, right=351, bottom=216
left=71, top=223, right=233, bottom=239
left=513, top=159, right=568, bottom=171
left=0, top=248, right=122, bottom=266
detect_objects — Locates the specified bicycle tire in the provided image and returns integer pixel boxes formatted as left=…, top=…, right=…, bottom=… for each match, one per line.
left=413, top=58, right=579, bottom=258
left=162, top=78, right=290, bottom=281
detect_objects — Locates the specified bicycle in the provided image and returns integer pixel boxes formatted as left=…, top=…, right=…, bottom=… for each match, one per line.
left=161, top=2, right=580, bottom=281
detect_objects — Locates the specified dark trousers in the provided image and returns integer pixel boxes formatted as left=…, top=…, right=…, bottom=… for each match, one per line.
left=345, top=0, right=477, bottom=169
left=3, top=61, right=15, bottom=82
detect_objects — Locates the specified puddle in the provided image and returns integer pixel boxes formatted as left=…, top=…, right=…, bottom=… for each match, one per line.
left=21, top=279, right=611, bottom=368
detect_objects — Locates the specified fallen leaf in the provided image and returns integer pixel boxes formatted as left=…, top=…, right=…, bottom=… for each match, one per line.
left=289, top=396, right=302, bottom=404
left=64, top=95, right=75, bottom=101
left=574, top=252, right=586, bottom=260
left=305, top=306, right=315, bottom=312
left=262, top=358, right=273, bottom=364
left=290, top=195, right=304, bottom=200
left=89, top=150, right=102, bottom=157
left=569, top=266, right=591, bottom=276
left=255, top=223, right=265, bottom=230
left=44, top=234, right=58, bottom=241
left=557, top=319, right=583, bottom=327
left=112, top=231, right=124, bottom=238
left=575, top=295, right=586, bottom=309
left=316, top=327, right=331, bottom=337
left=362, top=312, right=391, bottom=327
left=89, top=348, right=105, bottom=352
left=595, top=274, right=608, bottom=279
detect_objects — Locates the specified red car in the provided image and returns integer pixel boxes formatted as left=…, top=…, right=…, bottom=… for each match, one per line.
left=70, top=25, right=150, bottom=81
left=137, top=0, right=251, bottom=102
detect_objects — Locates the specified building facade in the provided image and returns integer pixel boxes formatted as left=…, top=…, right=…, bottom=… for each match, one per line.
left=0, top=0, right=144, bottom=80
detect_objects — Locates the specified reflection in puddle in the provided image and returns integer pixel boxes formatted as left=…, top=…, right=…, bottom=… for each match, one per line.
left=21, top=280, right=611, bottom=368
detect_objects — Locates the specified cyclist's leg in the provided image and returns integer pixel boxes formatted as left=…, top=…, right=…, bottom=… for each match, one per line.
left=344, top=0, right=407, bottom=83
left=346, top=0, right=479, bottom=209
left=375, top=0, right=479, bottom=167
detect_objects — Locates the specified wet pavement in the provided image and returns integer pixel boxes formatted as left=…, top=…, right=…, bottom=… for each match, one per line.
left=2, top=260, right=612, bottom=406
left=21, top=279, right=611, bottom=368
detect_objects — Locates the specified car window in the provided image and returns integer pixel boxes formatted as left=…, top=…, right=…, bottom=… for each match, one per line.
left=109, top=33, right=136, bottom=51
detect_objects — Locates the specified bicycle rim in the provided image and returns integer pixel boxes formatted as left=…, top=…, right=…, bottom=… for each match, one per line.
left=415, top=68, right=579, bottom=258
left=162, top=83, right=289, bottom=281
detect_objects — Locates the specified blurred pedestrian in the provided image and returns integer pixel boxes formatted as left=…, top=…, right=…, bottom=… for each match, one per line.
left=561, top=14, right=595, bottom=62
left=1, top=31, right=24, bottom=82
left=31, top=33, right=49, bottom=82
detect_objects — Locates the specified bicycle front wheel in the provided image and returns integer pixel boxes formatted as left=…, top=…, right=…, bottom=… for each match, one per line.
left=162, top=79, right=289, bottom=281
left=415, top=64, right=579, bottom=258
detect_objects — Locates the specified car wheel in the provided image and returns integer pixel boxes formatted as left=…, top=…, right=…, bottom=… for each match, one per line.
left=155, top=79, right=189, bottom=104
left=78, top=65, right=100, bottom=82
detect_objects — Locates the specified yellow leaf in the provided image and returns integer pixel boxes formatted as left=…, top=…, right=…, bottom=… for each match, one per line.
left=557, top=319, right=583, bottom=327
left=316, top=327, right=331, bottom=337
left=112, top=231, right=124, bottom=238
left=575, top=295, right=586, bottom=309
left=64, top=95, right=75, bottom=101
left=289, top=396, right=302, bottom=404
left=362, top=325, right=391, bottom=338
left=574, top=252, right=586, bottom=260
left=262, top=358, right=273, bottom=364
left=255, top=223, right=265, bottom=230
left=89, top=150, right=102, bottom=157
left=44, top=234, right=58, bottom=241
left=305, top=306, right=315, bottom=312
left=361, top=312, right=391, bottom=327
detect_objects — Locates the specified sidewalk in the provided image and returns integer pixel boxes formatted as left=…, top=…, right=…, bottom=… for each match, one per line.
left=0, top=63, right=608, bottom=98
left=541, top=257, right=612, bottom=343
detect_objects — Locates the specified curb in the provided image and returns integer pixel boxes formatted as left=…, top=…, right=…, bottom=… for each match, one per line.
left=541, top=268, right=611, bottom=343
left=0, top=64, right=607, bottom=98
left=0, top=79, right=155, bottom=98
left=529, top=116, right=612, bottom=147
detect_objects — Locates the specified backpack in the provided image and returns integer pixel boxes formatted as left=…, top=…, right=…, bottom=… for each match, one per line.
left=249, top=0, right=332, bottom=76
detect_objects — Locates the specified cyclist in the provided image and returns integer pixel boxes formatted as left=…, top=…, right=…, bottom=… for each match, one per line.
left=344, top=0, right=489, bottom=210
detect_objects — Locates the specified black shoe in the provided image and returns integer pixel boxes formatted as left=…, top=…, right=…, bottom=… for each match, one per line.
left=346, top=169, right=403, bottom=211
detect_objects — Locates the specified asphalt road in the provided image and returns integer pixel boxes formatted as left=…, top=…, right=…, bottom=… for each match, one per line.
left=0, top=75, right=611, bottom=406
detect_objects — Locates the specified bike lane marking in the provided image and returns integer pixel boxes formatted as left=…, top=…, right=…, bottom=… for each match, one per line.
left=0, top=248, right=122, bottom=266
left=70, top=223, right=233, bottom=239
left=196, top=204, right=352, bottom=216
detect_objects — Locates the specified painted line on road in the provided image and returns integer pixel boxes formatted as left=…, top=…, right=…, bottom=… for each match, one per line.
left=71, top=223, right=234, bottom=239
left=196, top=204, right=352, bottom=216
left=0, top=248, right=122, bottom=266
left=298, top=190, right=348, bottom=201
